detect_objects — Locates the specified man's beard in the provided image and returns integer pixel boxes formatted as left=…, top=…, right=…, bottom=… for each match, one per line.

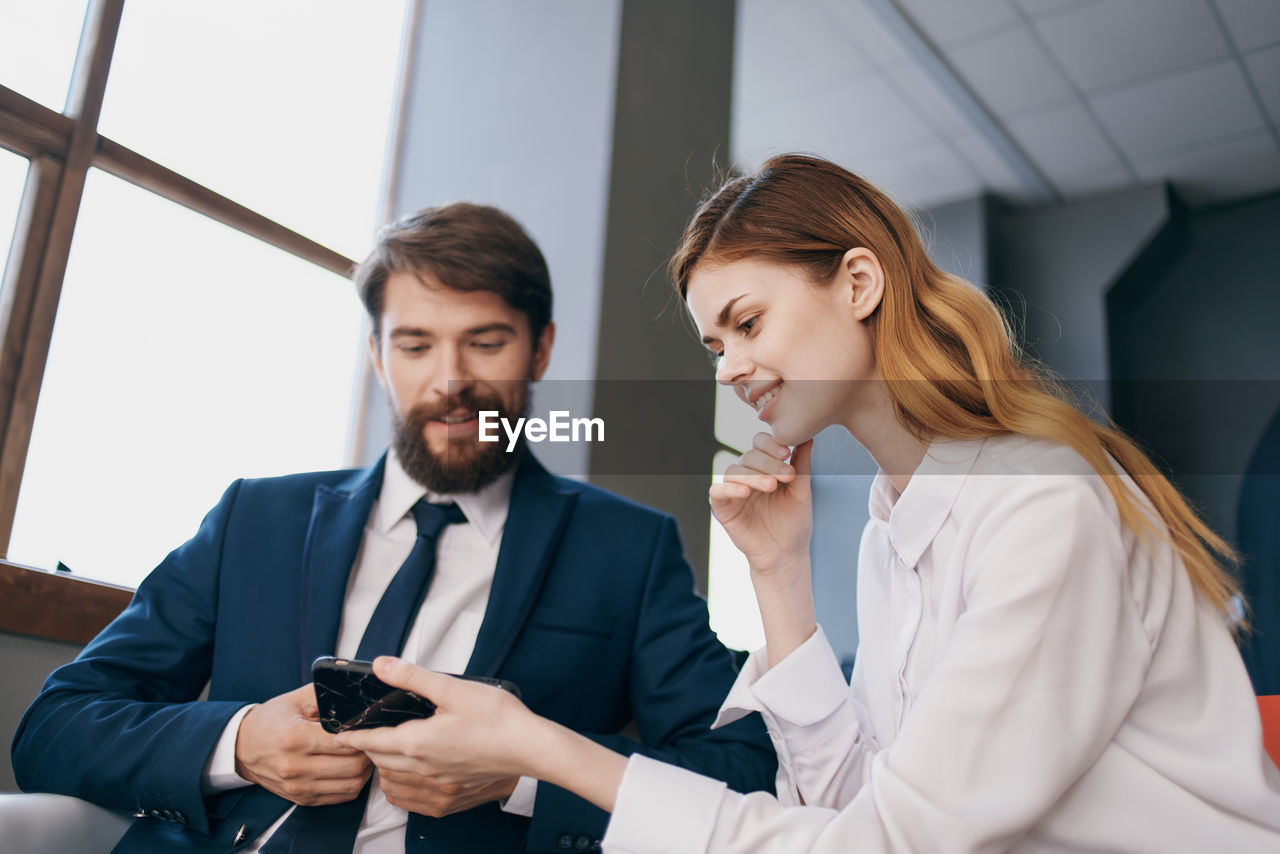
left=391, top=383, right=529, bottom=494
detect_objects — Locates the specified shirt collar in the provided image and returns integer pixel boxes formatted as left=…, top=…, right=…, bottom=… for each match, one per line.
left=868, top=436, right=984, bottom=570
left=376, top=451, right=514, bottom=545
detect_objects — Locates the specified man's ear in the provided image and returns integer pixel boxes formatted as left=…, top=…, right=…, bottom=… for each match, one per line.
left=841, top=247, right=885, bottom=322
left=368, top=333, right=388, bottom=389
left=531, top=321, right=555, bottom=381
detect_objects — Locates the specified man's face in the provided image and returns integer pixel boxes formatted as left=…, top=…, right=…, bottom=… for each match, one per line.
left=370, top=271, right=554, bottom=493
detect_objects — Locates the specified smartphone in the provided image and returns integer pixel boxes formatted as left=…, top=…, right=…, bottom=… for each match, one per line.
left=311, top=657, right=521, bottom=734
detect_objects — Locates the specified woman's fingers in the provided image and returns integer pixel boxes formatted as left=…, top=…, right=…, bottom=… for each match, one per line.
left=752, top=432, right=791, bottom=461
left=743, top=445, right=797, bottom=480
left=371, top=658, right=457, bottom=706
left=722, top=467, right=779, bottom=493
left=709, top=481, right=751, bottom=505
left=723, top=451, right=795, bottom=488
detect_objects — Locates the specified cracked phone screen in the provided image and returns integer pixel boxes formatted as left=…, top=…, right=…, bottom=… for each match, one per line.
left=313, top=659, right=437, bottom=733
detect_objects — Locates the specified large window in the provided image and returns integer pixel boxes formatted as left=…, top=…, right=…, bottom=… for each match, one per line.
left=0, top=1, right=407, bottom=608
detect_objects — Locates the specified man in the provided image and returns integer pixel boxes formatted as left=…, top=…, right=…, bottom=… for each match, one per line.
left=11, top=203, right=776, bottom=853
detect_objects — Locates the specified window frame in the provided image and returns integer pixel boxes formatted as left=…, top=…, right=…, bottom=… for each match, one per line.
left=0, top=0, right=415, bottom=639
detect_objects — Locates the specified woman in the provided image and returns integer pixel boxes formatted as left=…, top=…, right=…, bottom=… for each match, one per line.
left=336, top=155, right=1280, bottom=852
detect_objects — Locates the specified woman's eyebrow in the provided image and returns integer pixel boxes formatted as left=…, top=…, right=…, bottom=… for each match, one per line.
left=701, top=294, right=749, bottom=344
left=716, top=294, right=747, bottom=328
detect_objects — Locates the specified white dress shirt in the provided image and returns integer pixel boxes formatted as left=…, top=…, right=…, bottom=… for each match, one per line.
left=604, top=434, right=1280, bottom=853
left=202, top=453, right=538, bottom=852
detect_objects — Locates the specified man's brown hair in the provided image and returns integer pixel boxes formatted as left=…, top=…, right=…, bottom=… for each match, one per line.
left=354, top=202, right=553, bottom=341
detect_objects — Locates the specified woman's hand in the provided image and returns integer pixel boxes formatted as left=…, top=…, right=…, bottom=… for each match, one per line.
left=334, top=657, right=631, bottom=816
left=332, top=658, right=540, bottom=788
left=712, top=434, right=814, bottom=577
left=712, top=434, right=818, bottom=668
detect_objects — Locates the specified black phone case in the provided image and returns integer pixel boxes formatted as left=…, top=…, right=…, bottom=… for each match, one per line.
left=311, top=657, right=520, bottom=734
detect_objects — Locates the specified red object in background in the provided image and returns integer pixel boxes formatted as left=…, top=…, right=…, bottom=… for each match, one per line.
left=1260, top=696, right=1280, bottom=768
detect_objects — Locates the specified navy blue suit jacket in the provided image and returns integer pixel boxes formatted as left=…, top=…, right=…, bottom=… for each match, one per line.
left=12, top=454, right=775, bottom=852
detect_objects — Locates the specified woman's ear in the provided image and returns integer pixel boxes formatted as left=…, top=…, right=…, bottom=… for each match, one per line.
left=841, top=247, right=885, bottom=321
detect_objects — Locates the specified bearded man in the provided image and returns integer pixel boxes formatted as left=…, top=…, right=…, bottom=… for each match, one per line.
left=12, top=204, right=775, bottom=854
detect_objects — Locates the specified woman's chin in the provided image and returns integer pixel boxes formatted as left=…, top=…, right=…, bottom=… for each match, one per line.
left=767, top=421, right=818, bottom=449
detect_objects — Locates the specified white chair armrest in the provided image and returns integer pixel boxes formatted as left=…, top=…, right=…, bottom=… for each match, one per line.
left=0, top=792, right=131, bottom=853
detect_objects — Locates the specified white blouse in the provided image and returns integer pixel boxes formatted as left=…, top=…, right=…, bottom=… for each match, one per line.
left=603, top=435, right=1280, bottom=853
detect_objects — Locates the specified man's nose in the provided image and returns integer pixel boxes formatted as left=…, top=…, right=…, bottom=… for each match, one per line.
left=428, top=347, right=475, bottom=398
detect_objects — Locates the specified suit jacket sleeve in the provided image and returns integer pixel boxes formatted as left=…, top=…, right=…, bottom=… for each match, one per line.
left=10, top=480, right=249, bottom=836
left=525, top=515, right=777, bottom=851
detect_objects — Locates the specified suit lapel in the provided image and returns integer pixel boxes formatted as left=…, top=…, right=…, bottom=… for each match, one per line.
left=298, top=456, right=385, bottom=680
left=465, top=454, right=577, bottom=677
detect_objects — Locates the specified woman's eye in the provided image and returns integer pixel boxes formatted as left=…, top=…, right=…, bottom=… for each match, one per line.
left=737, top=316, right=757, bottom=334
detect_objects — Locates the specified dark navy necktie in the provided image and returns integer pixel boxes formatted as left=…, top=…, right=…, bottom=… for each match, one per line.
left=356, top=500, right=467, bottom=660
left=261, top=500, right=466, bottom=854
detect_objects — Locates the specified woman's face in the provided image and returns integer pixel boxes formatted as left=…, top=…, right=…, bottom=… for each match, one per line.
left=686, top=256, right=880, bottom=446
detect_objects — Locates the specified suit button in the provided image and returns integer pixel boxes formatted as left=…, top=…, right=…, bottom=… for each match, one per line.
left=174, top=811, right=188, bottom=824
left=558, top=833, right=575, bottom=849
left=575, top=835, right=591, bottom=849
left=233, top=824, right=248, bottom=846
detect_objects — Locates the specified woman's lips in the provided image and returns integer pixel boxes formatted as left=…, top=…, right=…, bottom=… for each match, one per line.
left=752, top=383, right=780, bottom=422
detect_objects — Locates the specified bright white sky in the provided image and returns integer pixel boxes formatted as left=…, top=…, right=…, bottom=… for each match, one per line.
left=0, top=0, right=404, bottom=588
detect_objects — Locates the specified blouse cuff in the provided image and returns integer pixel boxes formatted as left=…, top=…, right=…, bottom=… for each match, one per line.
left=750, top=625, right=849, bottom=728
left=713, top=625, right=856, bottom=774
left=602, top=754, right=726, bottom=854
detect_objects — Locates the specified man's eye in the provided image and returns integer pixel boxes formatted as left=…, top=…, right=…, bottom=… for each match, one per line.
left=399, top=344, right=428, bottom=354
left=473, top=340, right=505, bottom=350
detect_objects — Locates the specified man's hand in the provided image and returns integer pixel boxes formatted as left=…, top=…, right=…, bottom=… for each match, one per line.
left=377, top=770, right=519, bottom=817
left=234, top=684, right=373, bottom=806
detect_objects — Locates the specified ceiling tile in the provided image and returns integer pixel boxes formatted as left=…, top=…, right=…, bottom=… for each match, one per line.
left=734, top=0, right=875, bottom=114
left=733, top=72, right=938, bottom=167
left=1005, top=102, right=1126, bottom=180
left=887, top=62, right=974, bottom=137
left=1033, top=0, right=1229, bottom=93
left=896, top=0, right=1019, bottom=46
left=951, top=133, right=1041, bottom=203
left=1133, top=130, right=1280, bottom=203
left=1091, top=60, right=1267, bottom=160
left=1013, top=0, right=1104, bottom=18
left=855, top=142, right=984, bottom=209
left=1215, top=0, right=1280, bottom=52
left=815, top=0, right=912, bottom=69
left=1245, top=44, right=1280, bottom=124
left=946, top=26, right=1075, bottom=115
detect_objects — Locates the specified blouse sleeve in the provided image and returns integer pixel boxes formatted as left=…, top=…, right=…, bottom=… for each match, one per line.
left=712, top=625, right=877, bottom=808
left=604, top=475, right=1151, bottom=854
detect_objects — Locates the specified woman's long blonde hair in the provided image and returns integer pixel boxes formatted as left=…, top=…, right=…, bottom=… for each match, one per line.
left=673, top=154, right=1240, bottom=621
